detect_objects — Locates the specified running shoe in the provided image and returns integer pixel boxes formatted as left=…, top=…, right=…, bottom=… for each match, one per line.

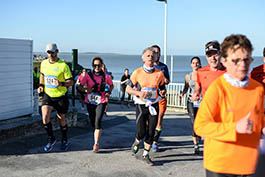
left=61, top=139, right=69, bottom=151
left=152, top=143, right=159, bottom=152
left=142, top=155, right=154, bottom=166
left=194, top=144, right=200, bottom=155
left=44, top=138, right=56, bottom=152
left=131, top=142, right=140, bottom=154
left=93, top=144, right=99, bottom=153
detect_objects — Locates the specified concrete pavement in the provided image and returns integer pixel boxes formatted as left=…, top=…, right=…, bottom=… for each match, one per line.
left=0, top=102, right=205, bottom=177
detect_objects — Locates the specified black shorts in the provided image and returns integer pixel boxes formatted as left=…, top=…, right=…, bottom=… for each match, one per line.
left=42, top=93, right=69, bottom=114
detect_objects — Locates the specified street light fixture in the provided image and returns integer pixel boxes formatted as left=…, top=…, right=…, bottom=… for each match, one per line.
left=156, top=0, right=167, bottom=64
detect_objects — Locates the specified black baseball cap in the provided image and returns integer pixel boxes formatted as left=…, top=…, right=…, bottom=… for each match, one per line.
left=205, top=41, right=220, bottom=54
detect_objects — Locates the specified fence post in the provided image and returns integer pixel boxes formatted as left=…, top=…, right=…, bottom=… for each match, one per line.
left=72, top=49, right=78, bottom=107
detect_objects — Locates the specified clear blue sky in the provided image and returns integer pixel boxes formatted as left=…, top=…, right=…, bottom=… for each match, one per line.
left=1, top=0, right=265, bottom=56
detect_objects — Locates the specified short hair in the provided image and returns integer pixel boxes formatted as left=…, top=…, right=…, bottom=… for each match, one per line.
left=221, top=34, right=253, bottom=58
left=124, top=68, right=129, bottom=71
left=263, top=47, right=265, bottom=57
left=151, top=45, right=161, bottom=53
left=142, top=47, right=154, bottom=59
left=142, top=47, right=154, bottom=55
left=92, top=56, right=104, bottom=65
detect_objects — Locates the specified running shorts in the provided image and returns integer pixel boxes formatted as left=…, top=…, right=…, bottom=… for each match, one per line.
left=42, top=93, right=69, bottom=114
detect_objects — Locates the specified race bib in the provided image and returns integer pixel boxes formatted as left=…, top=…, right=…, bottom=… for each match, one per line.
left=142, top=87, right=157, bottom=102
left=87, top=92, right=101, bottom=105
left=44, top=75, right=57, bottom=88
left=193, top=96, right=202, bottom=108
left=193, top=100, right=201, bottom=108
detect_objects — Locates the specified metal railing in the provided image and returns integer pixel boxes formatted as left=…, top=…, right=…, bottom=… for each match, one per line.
left=110, top=80, right=187, bottom=109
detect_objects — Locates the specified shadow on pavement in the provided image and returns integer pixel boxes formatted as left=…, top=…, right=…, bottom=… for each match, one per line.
left=0, top=116, right=130, bottom=156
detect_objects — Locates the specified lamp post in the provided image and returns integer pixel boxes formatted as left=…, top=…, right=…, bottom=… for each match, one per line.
left=157, top=0, right=167, bottom=64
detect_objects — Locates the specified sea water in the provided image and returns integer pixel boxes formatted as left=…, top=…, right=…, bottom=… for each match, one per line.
left=38, top=52, right=264, bottom=83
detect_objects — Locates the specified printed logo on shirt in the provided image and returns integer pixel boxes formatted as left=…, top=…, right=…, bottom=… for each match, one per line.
left=53, top=67, right=59, bottom=71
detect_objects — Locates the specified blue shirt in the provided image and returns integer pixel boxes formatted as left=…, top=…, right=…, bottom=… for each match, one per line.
left=154, top=62, right=170, bottom=81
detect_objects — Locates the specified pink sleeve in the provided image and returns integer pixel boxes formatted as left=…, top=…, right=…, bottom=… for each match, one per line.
left=80, top=75, right=87, bottom=85
left=106, top=74, right=113, bottom=86
left=77, top=75, right=82, bottom=81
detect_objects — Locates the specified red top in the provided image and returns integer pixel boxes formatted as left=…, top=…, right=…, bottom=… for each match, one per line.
left=250, top=64, right=265, bottom=90
left=197, top=65, right=226, bottom=97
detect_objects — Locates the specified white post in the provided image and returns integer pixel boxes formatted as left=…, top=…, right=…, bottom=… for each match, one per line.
left=171, top=54, right=173, bottom=82
left=164, top=0, right=167, bottom=64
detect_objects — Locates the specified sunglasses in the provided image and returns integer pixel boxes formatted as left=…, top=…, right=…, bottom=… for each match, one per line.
left=47, top=51, right=55, bottom=54
left=93, top=64, right=102, bottom=68
left=231, top=57, right=253, bottom=65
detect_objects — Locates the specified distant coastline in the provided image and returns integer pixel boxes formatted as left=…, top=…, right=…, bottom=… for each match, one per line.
left=33, top=52, right=128, bottom=56
left=33, top=52, right=262, bottom=58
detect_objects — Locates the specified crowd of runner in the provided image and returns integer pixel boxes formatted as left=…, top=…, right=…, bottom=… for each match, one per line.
left=38, top=33, right=265, bottom=176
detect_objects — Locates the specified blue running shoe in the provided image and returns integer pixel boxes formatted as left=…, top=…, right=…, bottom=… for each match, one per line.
left=61, top=140, right=69, bottom=151
left=44, top=138, right=56, bottom=152
left=142, top=155, right=154, bottom=166
left=152, top=143, right=159, bottom=152
left=131, top=142, right=140, bottom=154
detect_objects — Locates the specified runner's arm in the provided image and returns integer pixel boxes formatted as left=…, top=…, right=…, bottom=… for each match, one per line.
left=164, top=65, right=170, bottom=84
left=126, top=80, right=148, bottom=98
left=62, top=78, right=73, bottom=87
left=38, top=73, right=44, bottom=93
left=179, top=74, right=189, bottom=99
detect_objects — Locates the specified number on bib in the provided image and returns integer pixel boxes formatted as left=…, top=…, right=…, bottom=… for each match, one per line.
left=87, top=93, right=101, bottom=105
left=142, top=87, right=157, bottom=102
left=44, top=75, right=57, bottom=88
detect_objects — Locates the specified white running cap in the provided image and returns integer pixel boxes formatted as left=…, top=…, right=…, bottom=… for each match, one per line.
left=46, top=43, right=58, bottom=52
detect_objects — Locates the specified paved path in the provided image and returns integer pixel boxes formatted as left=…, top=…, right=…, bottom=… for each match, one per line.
left=0, top=103, right=205, bottom=177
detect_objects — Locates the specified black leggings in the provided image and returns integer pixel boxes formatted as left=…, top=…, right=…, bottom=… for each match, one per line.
left=86, top=103, right=107, bottom=129
left=135, top=103, right=159, bottom=145
left=206, top=169, right=253, bottom=177
left=121, top=87, right=131, bottom=102
left=187, top=101, right=200, bottom=138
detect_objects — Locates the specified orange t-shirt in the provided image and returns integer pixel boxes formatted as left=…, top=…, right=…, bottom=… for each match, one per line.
left=197, top=65, right=226, bottom=97
left=130, top=67, right=165, bottom=103
left=194, top=75, right=264, bottom=175
left=250, top=64, right=265, bottom=90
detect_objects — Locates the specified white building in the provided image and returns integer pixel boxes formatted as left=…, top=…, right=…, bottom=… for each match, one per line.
left=0, top=38, right=33, bottom=120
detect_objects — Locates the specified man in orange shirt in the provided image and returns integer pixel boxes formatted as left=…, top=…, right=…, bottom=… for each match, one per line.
left=126, top=47, right=166, bottom=166
left=194, top=34, right=264, bottom=176
left=250, top=47, right=265, bottom=89
left=192, top=41, right=226, bottom=100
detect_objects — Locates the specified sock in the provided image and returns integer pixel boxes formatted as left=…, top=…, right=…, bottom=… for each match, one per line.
left=143, top=149, right=149, bottom=157
left=60, top=124, right=68, bottom=141
left=43, top=122, right=55, bottom=140
left=134, top=138, right=140, bottom=145
left=153, top=128, right=162, bottom=142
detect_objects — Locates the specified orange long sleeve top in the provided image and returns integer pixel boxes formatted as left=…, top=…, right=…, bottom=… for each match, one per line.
left=194, top=75, right=264, bottom=175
